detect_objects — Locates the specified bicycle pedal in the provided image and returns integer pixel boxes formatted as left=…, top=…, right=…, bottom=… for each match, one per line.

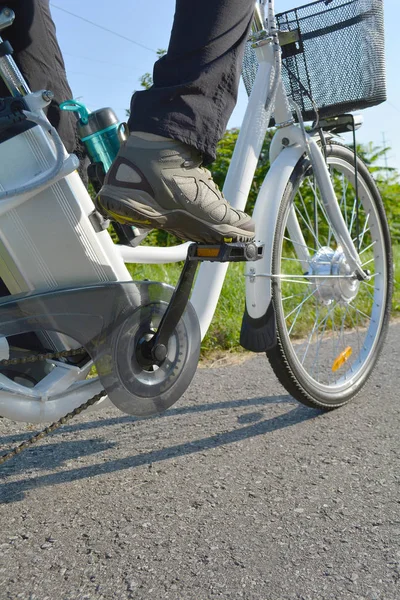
left=187, top=242, right=264, bottom=263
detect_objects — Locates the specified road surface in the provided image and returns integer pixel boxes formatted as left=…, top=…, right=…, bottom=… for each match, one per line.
left=0, top=324, right=399, bottom=600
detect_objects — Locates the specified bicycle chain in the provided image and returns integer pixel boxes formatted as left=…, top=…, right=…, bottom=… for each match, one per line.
left=0, top=348, right=105, bottom=465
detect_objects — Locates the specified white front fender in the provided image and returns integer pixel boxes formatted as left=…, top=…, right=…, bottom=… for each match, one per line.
left=245, top=143, right=305, bottom=319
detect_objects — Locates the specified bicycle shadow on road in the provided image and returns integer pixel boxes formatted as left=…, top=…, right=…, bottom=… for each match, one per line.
left=0, top=394, right=322, bottom=504
left=0, top=393, right=294, bottom=446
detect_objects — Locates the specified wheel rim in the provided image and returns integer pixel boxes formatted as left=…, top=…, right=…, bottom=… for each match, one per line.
left=275, top=154, right=388, bottom=398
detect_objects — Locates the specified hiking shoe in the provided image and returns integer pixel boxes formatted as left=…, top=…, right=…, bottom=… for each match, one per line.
left=96, top=133, right=255, bottom=244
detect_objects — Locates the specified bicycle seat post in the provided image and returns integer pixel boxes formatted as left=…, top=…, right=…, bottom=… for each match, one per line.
left=0, top=7, right=30, bottom=97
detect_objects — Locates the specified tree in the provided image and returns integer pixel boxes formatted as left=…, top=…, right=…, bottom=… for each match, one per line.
left=126, top=49, right=167, bottom=117
left=354, top=142, right=396, bottom=178
left=211, top=128, right=275, bottom=214
left=354, top=142, right=399, bottom=242
left=139, top=49, right=167, bottom=90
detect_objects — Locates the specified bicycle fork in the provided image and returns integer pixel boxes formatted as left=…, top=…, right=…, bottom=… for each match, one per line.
left=281, top=126, right=368, bottom=282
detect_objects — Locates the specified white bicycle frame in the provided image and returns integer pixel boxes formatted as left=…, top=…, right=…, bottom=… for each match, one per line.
left=0, top=0, right=365, bottom=423
left=121, top=0, right=365, bottom=335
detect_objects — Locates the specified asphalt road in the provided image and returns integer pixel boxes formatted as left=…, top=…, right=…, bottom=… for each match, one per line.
left=0, top=324, right=399, bottom=600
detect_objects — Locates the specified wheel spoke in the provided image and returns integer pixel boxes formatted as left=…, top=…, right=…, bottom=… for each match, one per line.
left=287, top=302, right=304, bottom=335
left=280, top=278, right=312, bottom=285
left=362, top=257, right=374, bottom=268
left=281, top=256, right=311, bottom=263
left=348, top=196, right=360, bottom=237
left=282, top=293, right=305, bottom=302
left=347, top=304, right=361, bottom=356
left=298, top=186, right=315, bottom=233
left=283, top=236, right=316, bottom=254
left=362, top=285, right=375, bottom=302
left=309, top=302, right=337, bottom=377
left=301, top=300, right=319, bottom=365
left=359, top=240, right=377, bottom=255
left=284, top=288, right=317, bottom=321
left=358, top=213, right=371, bottom=249
left=348, top=304, right=372, bottom=321
left=293, top=203, right=322, bottom=249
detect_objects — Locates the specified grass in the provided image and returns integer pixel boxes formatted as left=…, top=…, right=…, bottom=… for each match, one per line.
left=127, top=261, right=247, bottom=355
left=393, top=245, right=400, bottom=313
left=125, top=243, right=400, bottom=356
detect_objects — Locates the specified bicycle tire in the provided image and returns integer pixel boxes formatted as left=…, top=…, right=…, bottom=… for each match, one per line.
left=267, top=142, right=393, bottom=409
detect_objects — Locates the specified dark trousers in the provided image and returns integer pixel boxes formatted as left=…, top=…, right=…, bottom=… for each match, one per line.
left=0, top=0, right=81, bottom=156
left=0, top=0, right=255, bottom=165
left=128, top=0, right=255, bottom=164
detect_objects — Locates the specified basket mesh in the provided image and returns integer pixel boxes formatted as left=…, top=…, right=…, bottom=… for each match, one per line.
left=242, top=0, right=386, bottom=122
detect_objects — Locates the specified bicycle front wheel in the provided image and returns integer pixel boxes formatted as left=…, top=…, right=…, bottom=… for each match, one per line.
left=267, top=142, right=393, bottom=409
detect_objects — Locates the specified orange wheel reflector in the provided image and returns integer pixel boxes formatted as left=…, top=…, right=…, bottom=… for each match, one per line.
left=332, top=346, right=353, bottom=372
left=196, top=248, right=220, bottom=258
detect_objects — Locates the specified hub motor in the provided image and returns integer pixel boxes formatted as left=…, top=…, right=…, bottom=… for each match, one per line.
left=309, top=246, right=360, bottom=305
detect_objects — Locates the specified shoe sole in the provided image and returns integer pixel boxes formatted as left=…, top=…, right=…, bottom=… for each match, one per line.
left=97, top=195, right=255, bottom=245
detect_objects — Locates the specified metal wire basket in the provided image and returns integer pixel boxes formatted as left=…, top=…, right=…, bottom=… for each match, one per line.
left=242, top=0, right=386, bottom=122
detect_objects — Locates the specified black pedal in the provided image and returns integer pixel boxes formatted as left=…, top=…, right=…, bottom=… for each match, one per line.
left=187, top=242, right=264, bottom=263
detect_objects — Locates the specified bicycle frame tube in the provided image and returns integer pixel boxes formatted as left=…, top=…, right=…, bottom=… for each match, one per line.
left=266, top=0, right=277, bottom=32
left=307, top=137, right=365, bottom=279
left=191, top=38, right=278, bottom=337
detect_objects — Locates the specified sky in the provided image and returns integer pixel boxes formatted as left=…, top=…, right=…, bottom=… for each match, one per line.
left=48, top=0, right=400, bottom=172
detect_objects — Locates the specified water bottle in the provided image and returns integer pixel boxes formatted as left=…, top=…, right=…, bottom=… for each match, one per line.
left=60, top=100, right=128, bottom=173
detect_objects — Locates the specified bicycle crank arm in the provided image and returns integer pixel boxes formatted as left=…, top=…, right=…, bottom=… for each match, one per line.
left=139, top=242, right=264, bottom=364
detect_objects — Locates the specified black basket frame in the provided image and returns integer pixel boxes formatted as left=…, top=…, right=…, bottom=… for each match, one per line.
left=242, top=0, right=387, bottom=122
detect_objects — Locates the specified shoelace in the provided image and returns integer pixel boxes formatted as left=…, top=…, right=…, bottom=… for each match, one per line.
left=183, top=158, right=228, bottom=201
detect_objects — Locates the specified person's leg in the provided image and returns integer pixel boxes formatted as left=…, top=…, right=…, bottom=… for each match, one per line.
left=98, top=0, right=256, bottom=244
left=128, top=0, right=255, bottom=165
left=0, top=0, right=87, bottom=173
